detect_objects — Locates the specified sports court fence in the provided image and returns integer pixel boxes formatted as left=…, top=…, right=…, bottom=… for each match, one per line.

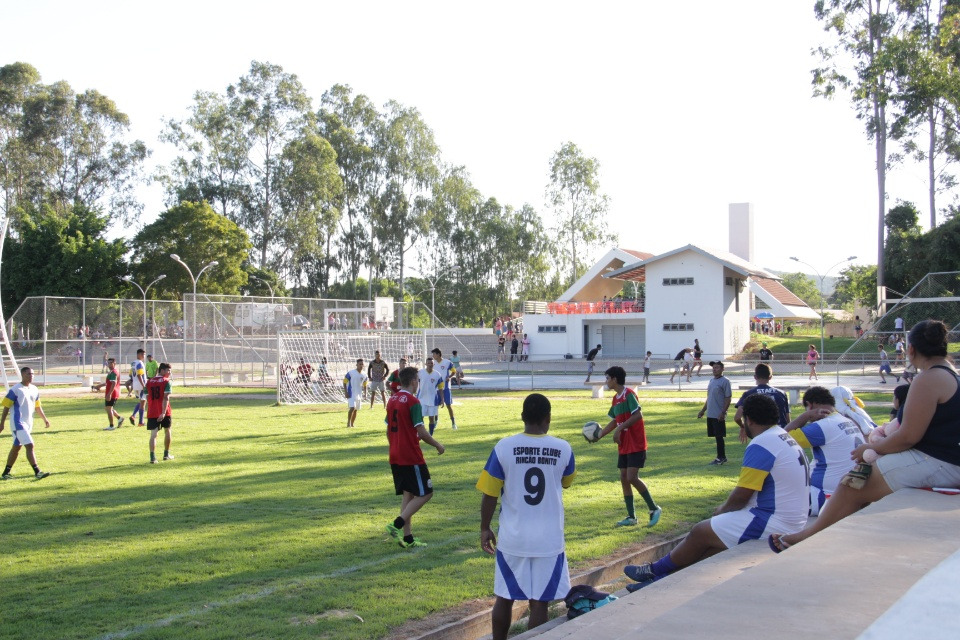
left=7, top=294, right=434, bottom=386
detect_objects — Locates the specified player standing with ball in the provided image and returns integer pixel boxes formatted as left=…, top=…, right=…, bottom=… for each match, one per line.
left=593, top=366, right=661, bottom=527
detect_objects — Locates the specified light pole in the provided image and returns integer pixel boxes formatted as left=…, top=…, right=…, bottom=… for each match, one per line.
left=407, top=269, right=437, bottom=329
left=170, top=254, right=218, bottom=381
left=789, top=255, right=857, bottom=357
left=249, top=275, right=275, bottom=302
left=121, top=274, right=166, bottom=346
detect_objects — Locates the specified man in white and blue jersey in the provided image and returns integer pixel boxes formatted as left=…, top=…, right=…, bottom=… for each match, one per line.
left=128, top=348, right=148, bottom=426
left=431, top=348, right=458, bottom=430
left=624, top=394, right=808, bottom=591
left=734, top=364, right=791, bottom=443
left=478, top=393, right=576, bottom=640
left=343, top=358, right=367, bottom=428
left=786, top=386, right=868, bottom=516
left=1, top=367, right=52, bottom=480
left=417, top=358, right=444, bottom=435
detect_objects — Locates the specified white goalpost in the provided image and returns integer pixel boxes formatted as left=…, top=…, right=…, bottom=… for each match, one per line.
left=276, top=329, right=427, bottom=404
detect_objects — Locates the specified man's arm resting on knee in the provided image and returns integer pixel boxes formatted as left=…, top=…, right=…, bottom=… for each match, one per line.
left=713, top=487, right=755, bottom=516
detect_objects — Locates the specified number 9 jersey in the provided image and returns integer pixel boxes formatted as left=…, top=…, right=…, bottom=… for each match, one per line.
left=476, top=433, right=576, bottom=557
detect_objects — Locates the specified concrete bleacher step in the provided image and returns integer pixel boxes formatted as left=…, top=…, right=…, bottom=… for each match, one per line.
left=526, top=489, right=960, bottom=640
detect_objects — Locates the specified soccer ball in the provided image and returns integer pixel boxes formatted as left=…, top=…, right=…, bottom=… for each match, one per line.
left=582, top=421, right=601, bottom=443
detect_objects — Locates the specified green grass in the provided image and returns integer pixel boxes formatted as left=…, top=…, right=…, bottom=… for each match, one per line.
left=0, top=392, right=892, bottom=640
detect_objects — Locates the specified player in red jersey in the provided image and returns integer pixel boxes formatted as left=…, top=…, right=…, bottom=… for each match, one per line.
left=384, top=366, right=445, bottom=548
left=387, top=358, right=408, bottom=395
left=145, top=362, right=174, bottom=464
left=103, top=358, right=125, bottom=430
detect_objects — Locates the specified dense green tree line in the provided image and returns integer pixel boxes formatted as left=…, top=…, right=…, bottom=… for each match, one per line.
left=0, top=61, right=616, bottom=322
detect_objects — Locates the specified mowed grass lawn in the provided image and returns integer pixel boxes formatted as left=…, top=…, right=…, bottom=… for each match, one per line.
left=0, top=388, right=893, bottom=640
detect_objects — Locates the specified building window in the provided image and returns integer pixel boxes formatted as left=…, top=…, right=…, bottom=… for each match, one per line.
left=537, top=325, right=566, bottom=333
left=663, top=323, right=695, bottom=331
left=663, top=277, right=694, bottom=286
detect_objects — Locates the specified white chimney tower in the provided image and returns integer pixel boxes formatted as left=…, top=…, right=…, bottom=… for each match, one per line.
left=728, top=202, right=754, bottom=263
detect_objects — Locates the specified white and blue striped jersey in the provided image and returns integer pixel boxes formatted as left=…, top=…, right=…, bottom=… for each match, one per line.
left=2, top=383, right=41, bottom=432
left=477, top=433, right=576, bottom=556
left=792, top=412, right=864, bottom=511
left=735, top=426, right=809, bottom=541
left=343, top=369, right=366, bottom=399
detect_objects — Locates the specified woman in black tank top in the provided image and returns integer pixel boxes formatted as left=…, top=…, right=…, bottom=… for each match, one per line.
left=769, top=319, right=960, bottom=552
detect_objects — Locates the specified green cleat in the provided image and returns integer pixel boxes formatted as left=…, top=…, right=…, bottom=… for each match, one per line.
left=615, top=516, right=638, bottom=527
left=35, top=471, right=50, bottom=479
left=398, top=537, right=427, bottom=549
left=385, top=523, right=401, bottom=539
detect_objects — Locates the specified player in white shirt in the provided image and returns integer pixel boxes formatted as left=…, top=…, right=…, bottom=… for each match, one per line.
left=128, top=348, right=148, bottom=426
left=417, top=358, right=444, bottom=435
left=343, top=358, right=367, bottom=428
left=431, top=348, right=458, bottom=430
left=623, top=394, right=809, bottom=591
left=1, top=367, right=52, bottom=480
left=786, top=386, right=870, bottom=516
left=478, top=393, right=576, bottom=640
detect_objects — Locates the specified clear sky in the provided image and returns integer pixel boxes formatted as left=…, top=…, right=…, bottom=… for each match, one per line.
left=2, top=0, right=940, bottom=279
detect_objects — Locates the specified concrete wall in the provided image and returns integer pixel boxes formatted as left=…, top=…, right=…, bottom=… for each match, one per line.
left=645, top=253, right=725, bottom=357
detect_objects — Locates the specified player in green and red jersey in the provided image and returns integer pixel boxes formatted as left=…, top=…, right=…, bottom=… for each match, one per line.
left=145, top=362, right=174, bottom=464
left=594, top=366, right=662, bottom=527
left=103, top=358, right=125, bottom=430
left=384, top=366, right=444, bottom=548
left=387, top=358, right=408, bottom=395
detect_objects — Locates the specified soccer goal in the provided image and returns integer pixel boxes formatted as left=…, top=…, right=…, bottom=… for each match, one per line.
left=276, top=329, right=427, bottom=404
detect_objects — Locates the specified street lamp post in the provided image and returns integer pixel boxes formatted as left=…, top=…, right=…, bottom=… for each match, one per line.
left=407, top=269, right=437, bottom=329
left=250, top=275, right=275, bottom=302
left=789, top=255, right=857, bottom=357
left=121, top=274, right=166, bottom=348
left=170, top=254, right=218, bottom=382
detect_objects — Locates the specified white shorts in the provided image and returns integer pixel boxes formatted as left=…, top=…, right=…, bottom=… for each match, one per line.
left=875, top=449, right=960, bottom=492
left=421, top=404, right=438, bottom=417
left=348, top=396, right=363, bottom=409
left=11, top=427, right=33, bottom=446
left=710, top=509, right=807, bottom=549
left=494, top=550, right=570, bottom=602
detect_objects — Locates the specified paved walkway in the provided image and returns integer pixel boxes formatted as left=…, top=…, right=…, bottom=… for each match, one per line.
left=518, top=489, right=960, bottom=640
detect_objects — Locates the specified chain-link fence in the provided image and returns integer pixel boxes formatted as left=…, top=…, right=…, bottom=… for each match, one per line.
left=8, top=295, right=424, bottom=386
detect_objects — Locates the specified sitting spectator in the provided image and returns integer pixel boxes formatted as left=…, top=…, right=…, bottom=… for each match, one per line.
left=624, top=394, right=809, bottom=590
left=770, top=319, right=960, bottom=552
left=784, top=386, right=868, bottom=516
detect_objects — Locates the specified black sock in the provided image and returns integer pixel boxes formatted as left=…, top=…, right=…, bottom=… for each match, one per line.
left=403, top=534, right=414, bottom=544
left=2, top=466, right=10, bottom=475
left=31, top=464, right=39, bottom=474
left=716, top=437, right=726, bottom=459
left=394, top=517, right=405, bottom=529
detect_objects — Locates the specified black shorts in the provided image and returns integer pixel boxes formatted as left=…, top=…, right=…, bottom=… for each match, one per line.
left=105, top=399, right=117, bottom=407
left=707, top=417, right=726, bottom=438
left=147, top=416, right=172, bottom=430
left=617, top=451, right=646, bottom=469
left=391, top=463, right=433, bottom=497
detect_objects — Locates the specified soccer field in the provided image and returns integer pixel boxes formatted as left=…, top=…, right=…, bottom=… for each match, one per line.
left=0, top=388, right=891, bottom=640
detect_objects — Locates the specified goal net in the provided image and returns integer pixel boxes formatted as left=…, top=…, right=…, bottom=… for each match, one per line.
left=277, top=329, right=427, bottom=404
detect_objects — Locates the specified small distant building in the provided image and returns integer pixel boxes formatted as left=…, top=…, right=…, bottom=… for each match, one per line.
left=520, top=203, right=819, bottom=360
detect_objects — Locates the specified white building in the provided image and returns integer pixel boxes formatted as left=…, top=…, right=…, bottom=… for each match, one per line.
left=521, top=204, right=819, bottom=360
